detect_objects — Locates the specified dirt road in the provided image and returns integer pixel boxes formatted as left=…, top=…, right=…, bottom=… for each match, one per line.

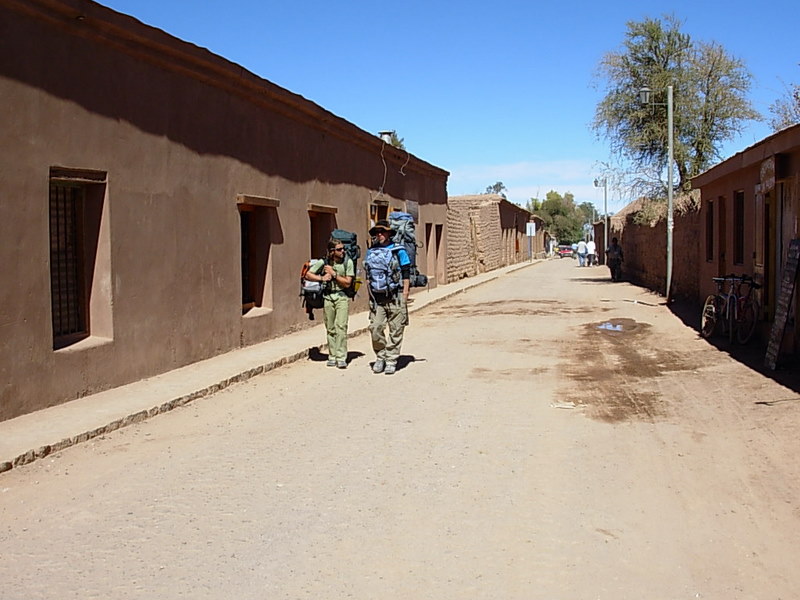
left=2, top=259, right=800, bottom=599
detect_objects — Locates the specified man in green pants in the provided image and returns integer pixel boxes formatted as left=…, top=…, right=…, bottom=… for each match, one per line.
left=305, top=238, right=355, bottom=368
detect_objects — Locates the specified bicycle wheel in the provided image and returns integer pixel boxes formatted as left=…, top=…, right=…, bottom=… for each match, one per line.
left=736, top=298, right=760, bottom=344
left=700, top=295, right=717, bottom=338
left=727, top=298, right=736, bottom=344
left=718, top=296, right=730, bottom=337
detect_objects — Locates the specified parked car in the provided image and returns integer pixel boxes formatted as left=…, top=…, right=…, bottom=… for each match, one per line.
left=557, top=244, right=574, bottom=258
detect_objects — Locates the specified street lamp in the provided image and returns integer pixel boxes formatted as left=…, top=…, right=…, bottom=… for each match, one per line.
left=639, top=85, right=674, bottom=300
left=593, top=177, right=608, bottom=262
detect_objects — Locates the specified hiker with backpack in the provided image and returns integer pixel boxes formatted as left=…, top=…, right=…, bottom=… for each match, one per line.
left=364, top=220, right=411, bottom=375
left=304, top=237, right=355, bottom=368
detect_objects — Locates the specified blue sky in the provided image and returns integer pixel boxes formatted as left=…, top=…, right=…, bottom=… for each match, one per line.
left=101, top=0, right=798, bottom=213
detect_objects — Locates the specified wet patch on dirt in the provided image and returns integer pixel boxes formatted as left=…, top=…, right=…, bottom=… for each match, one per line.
left=470, top=366, right=549, bottom=380
left=560, top=318, right=696, bottom=424
left=424, top=299, right=611, bottom=318
left=482, top=337, right=561, bottom=356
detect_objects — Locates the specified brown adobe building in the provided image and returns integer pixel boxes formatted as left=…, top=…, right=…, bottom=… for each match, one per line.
left=692, top=123, right=800, bottom=349
left=0, top=0, right=449, bottom=421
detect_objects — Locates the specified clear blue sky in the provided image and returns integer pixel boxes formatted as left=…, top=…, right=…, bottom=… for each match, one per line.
left=101, top=0, right=798, bottom=213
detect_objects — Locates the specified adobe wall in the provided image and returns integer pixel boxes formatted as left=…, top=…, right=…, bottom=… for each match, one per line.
left=477, top=202, right=503, bottom=271
left=498, top=199, right=535, bottom=263
left=445, top=196, right=479, bottom=280
left=617, top=218, right=667, bottom=295
left=672, top=209, right=702, bottom=301
left=445, top=195, right=532, bottom=281
left=616, top=208, right=700, bottom=301
left=0, top=0, right=448, bottom=420
left=528, top=217, right=548, bottom=259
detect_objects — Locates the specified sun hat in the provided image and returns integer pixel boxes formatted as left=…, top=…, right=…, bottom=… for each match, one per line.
left=369, top=220, right=393, bottom=236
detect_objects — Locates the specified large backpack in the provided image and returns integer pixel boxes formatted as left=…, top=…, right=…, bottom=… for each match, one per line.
left=299, top=259, right=325, bottom=320
left=388, top=212, right=428, bottom=288
left=330, top=229, right=361, bottom=298
left=363, top=245, right=402, bottom=297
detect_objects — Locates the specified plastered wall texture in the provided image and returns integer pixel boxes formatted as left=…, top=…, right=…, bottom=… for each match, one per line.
left=0, top=0, right=448, bottom=421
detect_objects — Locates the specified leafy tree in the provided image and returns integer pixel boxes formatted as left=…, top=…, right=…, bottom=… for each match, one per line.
left=769, top=69, right=800, bottom=131
left=484, top=181, right=507, bottom=198
left=530, top=190, right=586, bottom=243
left=577, top=201, right=597, bottom=223
left=526, top=198, right=542, bottom=213
left=593, top=15, right=760, bottom=195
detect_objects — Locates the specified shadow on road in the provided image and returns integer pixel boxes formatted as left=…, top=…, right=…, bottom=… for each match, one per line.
left=668, top=298, right=800, bottom=396
left=397, top=355, right=425, bottom=371
left=569, top=277, right=624, bottom=285
left=307, top=347, right=366, bottom=364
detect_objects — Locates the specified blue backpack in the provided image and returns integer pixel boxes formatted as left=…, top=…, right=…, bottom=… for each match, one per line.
left=388, top=211, right=428, bottom=288
left=364, top=245, right=401, bottom=297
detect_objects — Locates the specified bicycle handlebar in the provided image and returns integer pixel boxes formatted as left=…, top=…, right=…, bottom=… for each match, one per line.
left=711, top=274, right=761, bottom=289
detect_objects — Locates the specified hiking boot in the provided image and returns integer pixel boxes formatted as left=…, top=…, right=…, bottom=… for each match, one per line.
left=326, top=359, right=336, bottom=367
left=337, top=360, right=347, bottom=369
left=384, top=362, right=396, bottom=375
left=372, top=359, right=385, bottom=374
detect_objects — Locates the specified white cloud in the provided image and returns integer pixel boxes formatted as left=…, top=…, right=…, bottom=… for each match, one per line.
left=447, top=159, right=628, bottom=210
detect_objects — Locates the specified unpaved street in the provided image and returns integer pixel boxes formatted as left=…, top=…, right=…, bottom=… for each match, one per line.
left=2, top=259, right=800, bottom=599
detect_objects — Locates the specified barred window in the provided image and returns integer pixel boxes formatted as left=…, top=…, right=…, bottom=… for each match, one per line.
left=49, top=168, right=108, bottom=349
left=50, top=182, right=88, bottom=345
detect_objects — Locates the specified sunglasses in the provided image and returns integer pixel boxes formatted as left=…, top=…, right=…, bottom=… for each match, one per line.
left=333, top=247, right=345, bottom=252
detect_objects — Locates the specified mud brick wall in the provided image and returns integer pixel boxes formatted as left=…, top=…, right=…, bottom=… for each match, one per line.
left=446, top=195, right=505, bottom=281
left=446, top=196, right=479, bottom=281
left=447, top=194, right=534, bottom=282
left=477, top=202, right=503, bottom=271
left=618, top=217, right=667, bottom=294
left=616, top=204, right=701, bottom=301
left=672, top=209, right=701, bottom=301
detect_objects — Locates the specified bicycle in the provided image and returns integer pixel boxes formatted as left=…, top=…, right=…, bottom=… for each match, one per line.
left=700, top=274, right=761, bottom=343
left=733, top=274, right=761, bottom=343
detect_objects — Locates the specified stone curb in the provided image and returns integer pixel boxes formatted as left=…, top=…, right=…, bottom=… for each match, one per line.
left=0, top=262, right=538, bottom=474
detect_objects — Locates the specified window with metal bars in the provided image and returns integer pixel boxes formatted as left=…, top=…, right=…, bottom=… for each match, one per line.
left=48, top=167, right=107, bottom=349
left=240, top=209, right=255, bottom=309
left=49, top=182, right=88, bottom=346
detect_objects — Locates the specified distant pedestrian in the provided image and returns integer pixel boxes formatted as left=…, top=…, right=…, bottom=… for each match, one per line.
left=606, top=237, right=624, bottom=282
left=576, top=239, right=588, bottom=267
left=586, top=239, right=596, bottom=266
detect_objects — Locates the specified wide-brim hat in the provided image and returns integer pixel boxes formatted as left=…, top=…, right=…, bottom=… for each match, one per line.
left=369, top=220, right=393, bottom=236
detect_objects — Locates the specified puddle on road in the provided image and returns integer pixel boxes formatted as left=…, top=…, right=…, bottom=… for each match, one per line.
left=592, top=317, right=642, bottom=336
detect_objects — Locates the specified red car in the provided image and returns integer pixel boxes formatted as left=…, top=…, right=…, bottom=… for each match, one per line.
left=557, top=245, right=574, bottom=258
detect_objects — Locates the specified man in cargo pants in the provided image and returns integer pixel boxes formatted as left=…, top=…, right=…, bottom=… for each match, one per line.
left=365, top=220, right=410, bottom=375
